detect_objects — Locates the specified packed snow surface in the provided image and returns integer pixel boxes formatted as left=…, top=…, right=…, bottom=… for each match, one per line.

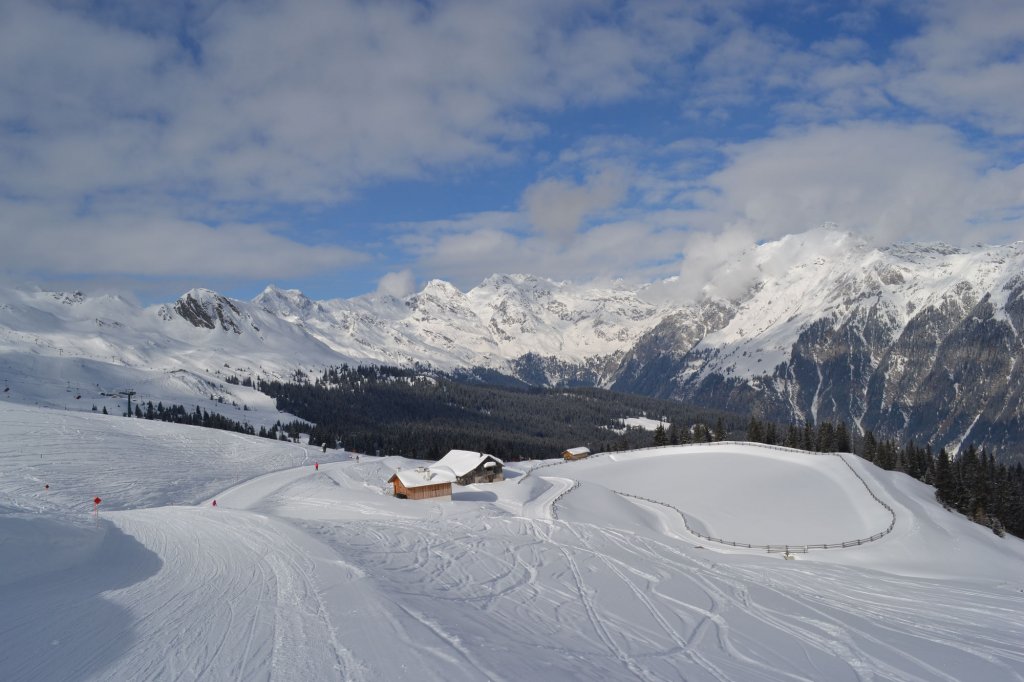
left=3, top=403, right=1024, bottom=681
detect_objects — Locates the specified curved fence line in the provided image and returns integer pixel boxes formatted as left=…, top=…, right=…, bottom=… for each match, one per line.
left=520, top=441, right=897, bottom=553
left=549, top=480, right=580, bottom=521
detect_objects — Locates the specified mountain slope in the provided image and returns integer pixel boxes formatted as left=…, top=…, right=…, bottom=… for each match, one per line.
left=614, top=230, right=1024, bottom=458
left=3, top=403, right=1023, bottom=681
left=3, top=228, right=1024, bottom=457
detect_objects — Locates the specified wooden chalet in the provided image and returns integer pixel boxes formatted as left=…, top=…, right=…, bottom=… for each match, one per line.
left=562, top=446, right=591, bottom=461
left=388, top=468, right=454, bottom=500
left=431, top=449, right=504, bottom=485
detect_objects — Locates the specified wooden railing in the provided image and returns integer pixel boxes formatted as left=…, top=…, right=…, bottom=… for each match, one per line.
left=521, top=441, right=897, bottom=553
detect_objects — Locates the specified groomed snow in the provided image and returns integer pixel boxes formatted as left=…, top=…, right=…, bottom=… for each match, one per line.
left=3, top=403, right=1024, bottom=681
left=568, top=444, right=893, bottom=545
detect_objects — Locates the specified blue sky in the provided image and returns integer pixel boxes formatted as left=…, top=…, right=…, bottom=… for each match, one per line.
left=2, top=0, right=1023, bottom=302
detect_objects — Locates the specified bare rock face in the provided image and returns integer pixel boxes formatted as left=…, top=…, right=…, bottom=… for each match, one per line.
left=608, top=235, right=1024, bottom=459
left=172, top=290, right=244, bottom=333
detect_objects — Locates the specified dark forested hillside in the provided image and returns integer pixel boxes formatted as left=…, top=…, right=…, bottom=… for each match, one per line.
left=259, top=365, right=743, bottom=461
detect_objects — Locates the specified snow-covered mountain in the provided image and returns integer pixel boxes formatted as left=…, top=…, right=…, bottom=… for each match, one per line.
left=614, top=229, right=1024, bottom=460
left=2, top=227, right=1024, bottom=457
left=251, top=274, right=670, bottom=376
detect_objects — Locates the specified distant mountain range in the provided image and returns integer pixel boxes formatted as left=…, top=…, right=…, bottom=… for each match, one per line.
left=2, top=227, right=1022, bottom=459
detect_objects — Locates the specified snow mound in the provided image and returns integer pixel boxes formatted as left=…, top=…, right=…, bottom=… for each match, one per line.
left=570, top=444, right=892, bottom=546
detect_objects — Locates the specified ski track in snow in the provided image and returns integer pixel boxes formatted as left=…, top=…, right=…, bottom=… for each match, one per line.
left=3, top=405, right=1024, bottom=681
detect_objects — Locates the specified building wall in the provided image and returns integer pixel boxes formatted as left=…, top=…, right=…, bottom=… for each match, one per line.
left=393, top=478, right=451, bottom=500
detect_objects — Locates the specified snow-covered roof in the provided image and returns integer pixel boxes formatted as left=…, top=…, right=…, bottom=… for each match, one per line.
left=431, top=449, right=503, bottom=477
left=390, top=467, right=455, bottom=489
left=564, top=446, right=590, bottom=455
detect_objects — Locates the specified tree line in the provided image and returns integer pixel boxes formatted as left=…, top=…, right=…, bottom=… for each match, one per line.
left=258, top=364, right=745, bottom=461
left=115, top=399, right=312, bottom=442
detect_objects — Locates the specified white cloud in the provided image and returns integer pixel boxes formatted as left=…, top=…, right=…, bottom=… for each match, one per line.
left=4, top=0, right=1024, bottom=300
left=0, top=0, right=718, bottom=290
left=0, top=0, right=712, bottom=206
left=522, top=169, right=629, bottom=242
left=672, top=228, right=758, bottom=301
left=376, top=270, right=416, bottom=299
left=685, top=121, right=1024, bottom=243
left=0, top=201, right=362, bottom=279
left=887, top=0, right=1024, bottom=134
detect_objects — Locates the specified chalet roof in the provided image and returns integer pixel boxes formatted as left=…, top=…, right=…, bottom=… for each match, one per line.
left=389, top=467, right=455, bottom=489
left=564, top=446, right=590, bottom=455
left=431, top=449, right=503, bottom=477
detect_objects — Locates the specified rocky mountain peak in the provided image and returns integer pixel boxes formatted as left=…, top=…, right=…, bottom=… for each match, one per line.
left=173, top=289, right=244, bottom=333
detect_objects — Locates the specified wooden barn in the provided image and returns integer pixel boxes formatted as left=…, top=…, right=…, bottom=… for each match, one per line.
left=388, top=468, right=454, bottom=500
left=562, top=446, right=591, bottom=461
left=431, top=449, right=504, bottom=485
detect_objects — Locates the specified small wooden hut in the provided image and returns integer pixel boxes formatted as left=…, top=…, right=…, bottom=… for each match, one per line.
left=431, top=449, right=504, bottom=485
left=388, top=468, right=453, bottom=500
left=562, top=446, right=591, bottom=461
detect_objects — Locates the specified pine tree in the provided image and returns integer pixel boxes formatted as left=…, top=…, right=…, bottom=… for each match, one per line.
left=715, top=417, right=726, bottom=441
left=861, top=430, right=878, bottom=463
left=747, top=417, right=764, bottom=443
left=653, top=424, right=668, bottom=447
left=933, top=449, right=955, bottom=507
left=835, top=422, right=851, bottom=453
left=815, top=422, right=835, bottom=452
left=784, top=423, right=800, bottom=449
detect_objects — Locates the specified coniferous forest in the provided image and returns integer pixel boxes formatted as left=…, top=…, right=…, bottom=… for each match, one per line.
left=258, top=365, right=743, bottom=461
left=116, top=399, right=312, bottom=441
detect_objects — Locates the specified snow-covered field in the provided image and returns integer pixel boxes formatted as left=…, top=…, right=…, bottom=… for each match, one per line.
left=3, top=403, right=1024, bottom=681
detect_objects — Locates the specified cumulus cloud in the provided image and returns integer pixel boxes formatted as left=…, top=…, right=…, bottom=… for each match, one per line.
left=5, top=0, right=1024, bottom=301
left=0, top=201, right=362, bottom=279
left=672, top=228, right=758, bottom=301
left=521, top=169, right=629, bottom=242
left=376, top=270, right=416, bottom=299
left=887, top=0, right=1024, bottom=135
left=0, top=0, right=711, bottom=205
left=686, top=121, right=1024, bottom=244
left=0, top=0, right=714, bottom=289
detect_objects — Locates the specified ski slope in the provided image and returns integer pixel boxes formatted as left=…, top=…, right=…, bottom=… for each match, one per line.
left=2, top=403, right=1024, bottom=681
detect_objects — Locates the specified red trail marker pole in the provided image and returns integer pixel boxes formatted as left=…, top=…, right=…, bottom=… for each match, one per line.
left=315, top=462, right=319, bottom=472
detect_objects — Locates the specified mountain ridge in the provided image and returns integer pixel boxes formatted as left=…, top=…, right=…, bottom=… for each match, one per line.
left=3, top=227, right=1023, bottom=458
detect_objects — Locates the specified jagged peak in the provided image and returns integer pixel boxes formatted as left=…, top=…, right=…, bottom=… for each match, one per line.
left=179, top=287, right=227, bottom=302
left=257, top=283, right=307, bottom=299
left=172, top=288, right=243, bottom=333
left=419, top=279, right=464, bottom=297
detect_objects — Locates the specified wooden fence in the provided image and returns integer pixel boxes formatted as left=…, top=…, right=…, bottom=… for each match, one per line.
left=518, top=441, right=897, bottom=554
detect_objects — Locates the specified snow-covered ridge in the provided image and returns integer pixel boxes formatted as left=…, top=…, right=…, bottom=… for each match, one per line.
left=3, top=228, right=1024, bottom=455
